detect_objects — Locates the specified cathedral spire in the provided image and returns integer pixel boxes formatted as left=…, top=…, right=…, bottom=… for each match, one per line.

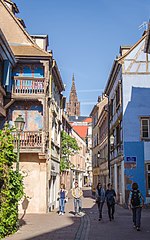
left=70, top=74, right=77, bottom=98
left=66, top=74, right=80, bottom=117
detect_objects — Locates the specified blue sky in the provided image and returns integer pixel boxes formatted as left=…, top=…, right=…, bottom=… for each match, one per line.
left=14, top=0, right=150, bottom=116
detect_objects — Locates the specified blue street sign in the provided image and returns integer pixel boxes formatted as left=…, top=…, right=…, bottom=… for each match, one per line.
left=126, top=156, right=137, bottom=162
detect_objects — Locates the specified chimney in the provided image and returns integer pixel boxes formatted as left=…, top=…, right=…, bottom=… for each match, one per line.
left=119, top=46, right=131, bottom=56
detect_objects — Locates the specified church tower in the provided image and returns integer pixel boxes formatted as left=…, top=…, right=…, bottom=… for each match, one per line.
left=66, top=74, right=80, bottom=116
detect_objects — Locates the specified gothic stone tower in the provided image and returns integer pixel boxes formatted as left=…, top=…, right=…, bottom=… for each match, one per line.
left=66, top=75, right=80, bottom=116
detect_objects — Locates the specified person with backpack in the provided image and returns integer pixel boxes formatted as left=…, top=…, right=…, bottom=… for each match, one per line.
left=95, top=182, right=105, bottom=221
left=105, top=183, right=116, bottom=221
left=128, top=182, right=144, bottom=231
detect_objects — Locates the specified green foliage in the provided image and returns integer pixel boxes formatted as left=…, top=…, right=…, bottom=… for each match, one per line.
left=60, top=131, right=80, bottom=172
left=0, top=124, right=24, bottom=239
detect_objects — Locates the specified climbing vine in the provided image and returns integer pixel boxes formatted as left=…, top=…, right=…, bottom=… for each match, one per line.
left=60, top=130, right=80, bottom=172
left=0, top=124, right=24, bottom=238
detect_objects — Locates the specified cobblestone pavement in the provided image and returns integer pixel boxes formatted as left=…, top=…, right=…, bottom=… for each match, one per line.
left=4, top=188, right=150, bottom=240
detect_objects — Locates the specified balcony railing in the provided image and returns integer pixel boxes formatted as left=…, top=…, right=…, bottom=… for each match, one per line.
left=13, top=131, right=44, bottom=152
left=13, top=79, right=45, bottom=95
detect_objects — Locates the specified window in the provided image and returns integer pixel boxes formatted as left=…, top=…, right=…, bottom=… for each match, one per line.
left=116, top=124, right=121, bottom=146
left=109, top=99, right=113, bottom=119
left=141, top=118, right=150, bottom=139
left=116, top=84, right=120, bottom=109
left=0, top=58, right=3, bottom=84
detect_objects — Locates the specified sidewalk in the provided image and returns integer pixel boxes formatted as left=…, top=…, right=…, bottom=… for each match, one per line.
left=4, top=187, right=150, bottom=240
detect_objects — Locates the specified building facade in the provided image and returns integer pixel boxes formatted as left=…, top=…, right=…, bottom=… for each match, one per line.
left=61, top=112, right=86, bottom=189
left=90, top=95, right=108, bottom=192
left=48, top=59, right=64, bottom=211
left=105, top=29, right=150, bottom=205
left=0, top=0, right=65, bottom=213
left=66, top=74, right=80, bottom=117
left=0, top=29, right=16, bottom=120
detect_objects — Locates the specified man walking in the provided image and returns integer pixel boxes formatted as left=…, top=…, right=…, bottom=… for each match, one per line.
left=105, top=183, right=116, bottom=221
left=72, top=181, right=83, bottom=216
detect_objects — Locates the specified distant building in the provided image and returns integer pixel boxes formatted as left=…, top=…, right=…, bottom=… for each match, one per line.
left=66, top=75, right=93, bottom=186
left=69, top=116, right=93, bottom=186
left=90, top=95, right=108, bottom=192
left=61, top=112, right=86, bottom=189
left=66, top=74, right=80, bottom=117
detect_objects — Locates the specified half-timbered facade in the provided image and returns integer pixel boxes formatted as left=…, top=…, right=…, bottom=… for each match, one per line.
left=105, top=28, right=150, bottom=205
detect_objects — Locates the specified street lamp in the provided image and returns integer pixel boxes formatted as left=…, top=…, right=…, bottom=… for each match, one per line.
left=14, top=115, right=25, bottom=172
left=108, top=133, right=115, bottom=180
left=97, top=151, right=101, bottom=159
left=110, top=135, right=115, bottom=146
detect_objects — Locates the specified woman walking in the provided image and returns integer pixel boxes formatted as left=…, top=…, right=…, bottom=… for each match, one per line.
left=58, top=183, right=68, bottom=215
left=95, top=182, right=105, bottom=221
left=105, top=183, right=116, bottom=221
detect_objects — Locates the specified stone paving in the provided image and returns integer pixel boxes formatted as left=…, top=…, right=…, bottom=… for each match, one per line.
left=4, top=188, right=150, bottom=240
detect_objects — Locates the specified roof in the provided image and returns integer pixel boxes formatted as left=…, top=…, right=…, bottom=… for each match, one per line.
left=72, top=125, right=88, bottom=139
left=69, top=116, right=92, bottom=139
left=69, top=116, right=89, bottom=122
left=117, top=32, right=147, bottom=62
left=105, top=32, right=148, bottom=95
left=0, top=28, right=16, bottom=65
left=52, top=60, right=65, bottom=92
left=2, top=0, right=51, bottom=58
left=10, top=44, right=51, bottom=58
left=4, top=0, right=19, bottom=13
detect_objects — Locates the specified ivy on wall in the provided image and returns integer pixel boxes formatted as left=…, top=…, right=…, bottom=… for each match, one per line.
left=0, top=124, right=24, bottom=238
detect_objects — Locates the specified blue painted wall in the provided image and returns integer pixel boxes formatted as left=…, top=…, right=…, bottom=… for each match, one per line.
left=123, top=86, right=150, bottom=142
left=122, top=75, right=150, bottom=202
left=124, top=141, right=146, bottom=199
left=13, top=65, right=44, bottom=78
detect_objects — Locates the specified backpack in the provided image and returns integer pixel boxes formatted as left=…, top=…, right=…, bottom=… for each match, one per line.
left=131, top=190, right=140, bottom=207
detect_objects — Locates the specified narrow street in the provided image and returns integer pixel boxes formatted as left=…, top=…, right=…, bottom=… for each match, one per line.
left=4, top=188, right=150, bottom=240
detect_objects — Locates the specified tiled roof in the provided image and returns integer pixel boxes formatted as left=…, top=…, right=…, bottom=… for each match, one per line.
left=82, top=117, right=92, bottom=123
left=69, top=116, right=89, bottom=122
left=10, top=44, right=51, bottom=57
left=72, top=126, right=88, bottom=139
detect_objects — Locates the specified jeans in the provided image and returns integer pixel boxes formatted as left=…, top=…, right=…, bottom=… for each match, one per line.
left=132, top=207, right=142, bottom=227
left=107, top=203, right=115, bottom=220
left=59, top=198, right=65, bottom=213
left=97, top=201, right=104, bottom=219
left=74, top=198, right=82, bottom=214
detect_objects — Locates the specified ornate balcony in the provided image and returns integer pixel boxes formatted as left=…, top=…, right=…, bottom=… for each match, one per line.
left=12, top=78, right=45, bottom=99
left=13, top=131, right=45, bottom=153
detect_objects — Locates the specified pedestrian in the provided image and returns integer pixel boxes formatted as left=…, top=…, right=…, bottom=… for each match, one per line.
left=58, top=183, right=68, bottom=215
left=105, top=183, right=116, bottom=221
left=128, top=182, right=144, bottom=231
left=72, top=181, right=83, bottom=216
left=95, top=182, right=105, bottom=221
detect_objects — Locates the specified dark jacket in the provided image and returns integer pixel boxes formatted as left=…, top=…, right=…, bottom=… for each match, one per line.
left=105, top=189, right=116, bottom=205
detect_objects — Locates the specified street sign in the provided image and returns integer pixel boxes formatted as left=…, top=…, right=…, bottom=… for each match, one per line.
left=126, top=156, right=137, bottom=162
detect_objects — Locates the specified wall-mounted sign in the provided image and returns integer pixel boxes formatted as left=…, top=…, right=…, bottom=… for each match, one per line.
left=126, top=156, right=137, bottom=163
